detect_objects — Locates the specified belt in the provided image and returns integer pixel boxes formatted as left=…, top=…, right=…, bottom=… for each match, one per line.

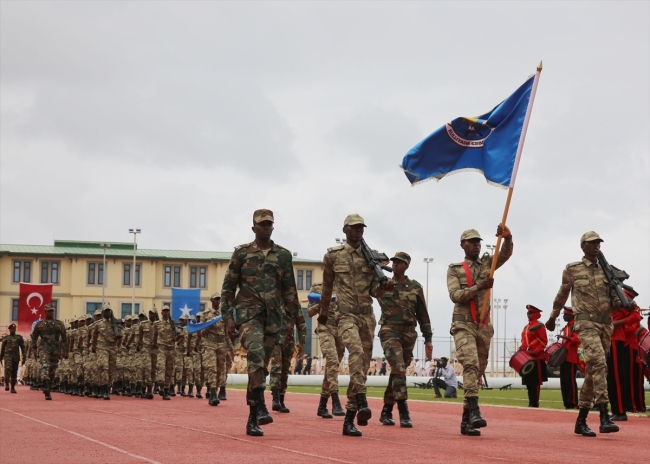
left=381, top=324, right=416, bottom=332
left=452, top=313, right=491, bottom=324
left=575, top=313, right=612, bottom=324
left=338, top=304, right=373, bottom=315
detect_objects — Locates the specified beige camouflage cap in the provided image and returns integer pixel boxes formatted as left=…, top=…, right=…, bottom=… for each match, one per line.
left=344, top=214, right=366, bottom=227
left=179, top=314, right=188, bottom=321
left=161, top=304, right=170, bottom=311
left=580, top=231, right=603, bottom=244
left=460, top=229, right=482, bottom=242
left=210, top=291, right=221, bottom=299
left=390, top=251, right=411, bottom=266
left=253, top=209, right=274, bottom=223
left=94, top=309, right=102, bottom=316
left=149, top=305, right=159, bottom=315
left=102, top=302, right=112, bottom=310
left=45, top=303, right=55, bottom=311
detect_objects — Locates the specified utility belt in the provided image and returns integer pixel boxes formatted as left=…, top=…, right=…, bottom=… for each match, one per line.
left=575, top=313, right=612, bottom=324
left=381, top=324, right=416, bottom=332
left=452, top=313, right=490, bottom=324
left=338, top=304, right=373, bottom=315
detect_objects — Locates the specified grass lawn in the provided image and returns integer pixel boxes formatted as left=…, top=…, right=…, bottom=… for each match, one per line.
left=229, top=384, right=650, bottom=414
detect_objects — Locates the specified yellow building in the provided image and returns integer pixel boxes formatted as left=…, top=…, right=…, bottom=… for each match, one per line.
left=0, top=240, right=324, bottom=354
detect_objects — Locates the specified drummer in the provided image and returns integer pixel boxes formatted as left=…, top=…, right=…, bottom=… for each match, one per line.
left=519, top=305, right=548, bottom=407
left=556, top=307, right=581, bottom=409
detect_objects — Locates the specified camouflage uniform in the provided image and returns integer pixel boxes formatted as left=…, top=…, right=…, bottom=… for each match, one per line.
left=269, top=298, right=306, bottom=396
left=174, top=321, right=187, bottom=390
left=201, top=305, right=228, bottom=393
left=153, top=318, right=177, bottom=388
left=1, top=330, right=26, bottom=387
left=191, top=313, right=205, bottom=395
left=85, top=314, right=101, bottom=392
left=92, top=309, right=121, bottom=389
left=221, top=239, right=300, bottom=406
left=32, top=315, right=68, bottom=389
left=69, top=319, right=83, bottom=389
left=137, top=314, right=156, bottom=387
left=447, top=233, right=512, bottom=406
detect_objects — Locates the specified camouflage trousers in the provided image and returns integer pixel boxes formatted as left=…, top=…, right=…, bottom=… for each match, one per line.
left=37, top=350, right=61, bottom=382
left=270, top=333, right=295, bottom=393
left=3, top=355, right=21, bottom=383
left=135, top=347, right=154, bottom=387
left=451, top=321, right=493, bottom=406
left=73, top=352, right=84, bottom=380
left=575, top=320, right=612, bottom=409
left=156, top=346, right=175, bottom=387
left=239, top=317, right=277, bottom=404
left=96, top=345, right=118, bottom=386
left=379, top=326, right=417, bottom=404
left=174, top=349, right=186, bottom=385
left=317, top=323, right=345, bottom=395
left=338, top=312, right=376, bottom=411
left=224, top=350, right=233, bottom=383
left=202, top=343, right=228, bottom=389
left=183, top=355, right=195, bottom=384
left=86, top=352, right=98, bottom=385
left=192, top=351, right=204, bottom=386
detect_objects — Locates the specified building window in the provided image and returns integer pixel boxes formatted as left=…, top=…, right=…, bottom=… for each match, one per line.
left=297, top=270, right=304, bottom=290
left=12, top=260, right=32, bottom=283
left=86, top=302, right=103, bottom=315
left=123, top=263, right=141, bottom=286
left=190, top=266, right=207, bottom=288
left=121, top=303, right=140, bottom=319
left=11, top=299, right=19, bottom=321
left=50, top=300, right=59, bottom=320
left=305, top=270, right=312, bottom=290
left=87, top=263, right=105, bottom=285
left=40, top=261, right=60, bottom=284
left=88, top=263, right=96, bottom=284
left=173, top=266, right=181, bottom=287
left=199, top=303, right=206, bottom=311
left=164, top=266, right=172, bottom=287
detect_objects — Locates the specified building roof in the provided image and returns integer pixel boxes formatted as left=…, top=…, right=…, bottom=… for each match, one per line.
left=0, top=240, right=323, bottom=265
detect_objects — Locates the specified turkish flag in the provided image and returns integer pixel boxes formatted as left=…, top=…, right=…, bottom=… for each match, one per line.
left=18, top=283, right=53, bottom=333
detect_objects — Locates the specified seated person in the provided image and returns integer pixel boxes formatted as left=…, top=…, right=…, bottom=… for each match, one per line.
left=432, top=357, right=458, bottom=398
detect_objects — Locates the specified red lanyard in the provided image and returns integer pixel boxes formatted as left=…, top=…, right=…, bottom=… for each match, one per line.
left=462, top=261, right=484, bottom=324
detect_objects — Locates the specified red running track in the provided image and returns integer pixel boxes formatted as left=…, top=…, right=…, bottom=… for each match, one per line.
left=1, top=386, right=648, bottom=464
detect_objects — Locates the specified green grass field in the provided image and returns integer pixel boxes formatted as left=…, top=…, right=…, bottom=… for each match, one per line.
left=229, top=384, right=650, bottom=415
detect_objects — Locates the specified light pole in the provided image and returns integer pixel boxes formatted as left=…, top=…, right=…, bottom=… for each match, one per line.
left=423, top=258, right=434, bottom=308
left=335, top=238, right=346, bottom=245
left=503, top=298, right=508, bottom=377
left=99, top=243, right=111, bottom=307
left=494, top=298, right=502, bottom=376
left=129, top=229, right=141, bottom=315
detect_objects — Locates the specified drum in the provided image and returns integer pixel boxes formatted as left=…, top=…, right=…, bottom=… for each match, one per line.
left=509, top=349, right=536, bottom=376
left=638, top=332, right=650, bottom=366
left=545, top=342, right=568, bottom=368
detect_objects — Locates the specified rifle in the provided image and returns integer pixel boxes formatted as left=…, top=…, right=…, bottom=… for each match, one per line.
left=169, top=317, right=181, bottom=338
left=359, top=238, right=393, bottom=287
left=597, top=251, right=636, bottom=309
left=108, top=310, right=123, bottom=339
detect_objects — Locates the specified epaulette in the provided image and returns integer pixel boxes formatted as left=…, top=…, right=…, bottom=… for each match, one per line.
left=529, top=322, right=544, bottom=331
left=449, top=262, right=464, bottom=267
left=327, top=245, right=345, bottom=253
left=234, top=242, right=252, bottom=251
left=409, top=279, right=422, bottom=289
left=566, top=261, right=583, bottom=269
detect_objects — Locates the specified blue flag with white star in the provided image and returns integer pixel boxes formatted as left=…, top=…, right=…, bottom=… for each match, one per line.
left=171, top=288, right=201, bottom=321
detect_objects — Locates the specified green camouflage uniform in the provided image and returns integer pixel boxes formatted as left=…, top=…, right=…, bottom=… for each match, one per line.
left=221, top=240, right=300, bottom=405
left=550, top=257, right=623, bottom=409
left=32, top=319, right=68, bottom=382
left=1, top=333, right=26, bottom=385
left=447, top=239, right=512, bottom=407
left=69, top=324, right=83, bottom=384
left=270, top=301, right=306, bottom=394
left=153, top=319, right=177, bottom=387
left=320, top=243, right=383, bottom=411
left=93, top=317, right=120, bottom=386
left=137, top=318, right=155, bottom=387
left=378, top=274, right=431, bottom=404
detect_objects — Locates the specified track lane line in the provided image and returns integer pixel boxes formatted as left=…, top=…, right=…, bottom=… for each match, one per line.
left=0, top=406, right=162, bottom=464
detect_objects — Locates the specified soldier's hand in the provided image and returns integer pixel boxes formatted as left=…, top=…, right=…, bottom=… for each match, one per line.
left=227, top=320, right=236, bottom=344
left=317, top=311, right=328, bottom=325
left=295, top=342, right=304, bottom=357
left=384, top=279, right=395, bottom=292
left=496, top=223, right=512, bottom=240
left=425, top=342, right=433, bottom=361
left=545, top=317, right=556, bottom=331
left=477, top=278, right=494, bottom=290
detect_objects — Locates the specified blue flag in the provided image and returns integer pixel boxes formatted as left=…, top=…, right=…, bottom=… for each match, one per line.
left=186, top=315, right=222, bottom=334
left=171, top=288, right=201, bottom=321
left=401, top=75, right=535, bottom=188
left=307, top=292, right=337, bottom=305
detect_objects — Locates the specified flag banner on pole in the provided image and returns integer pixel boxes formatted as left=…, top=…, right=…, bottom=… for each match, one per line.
left=18, top=283, right=53, bottom=332
left=171, top=288, right=201, bottom=321
left=186, top=315, right=222, bottom=334
left=401, top=75, right=535, bottom=189
left=307, top=292, right=337, bottom=305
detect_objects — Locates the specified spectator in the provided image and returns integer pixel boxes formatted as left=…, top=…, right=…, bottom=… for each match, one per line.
left=368, top=358, right=377, bottom=376
left=303, top=354, right=312, bottom=375
left=424, top=359, right=432, bottom=378
left=378, top=358, right=387, bottom=376
left=294, top=355, right=303, bottom=375
left=432, top=357, right=458, bottom=398
left=415, top=359, right=422, bottom=377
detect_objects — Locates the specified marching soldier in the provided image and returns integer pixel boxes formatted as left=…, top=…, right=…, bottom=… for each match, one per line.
left=91, top=303, right=122, bottom=400
left=199, top=292, right=227, bottom=406
left=174, top=315, right=189, bottom=396
left=32, top=303, right=68, bottom=400
left=447, top=225, right=512, bottom=436
left=152, top=305, right=180, bottom=400
left=193, top=311, right=205, bottom=399
left=184, top=315, right=197, bottom=397
left=1, top=323, right=26, bottom=393
left=518, top=305, right=548, bottom=408
left=135, top=308, right=156, bottom=399
left=69, top=316, right=84, bottom=396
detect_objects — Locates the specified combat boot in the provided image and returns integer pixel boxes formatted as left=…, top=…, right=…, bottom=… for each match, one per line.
left=154, top=384, right=160, bottom=395
left=169, top=384, right=176, bottom=397
left=610, top=412, right=628, bottom=421
left=355, top=393, right=372, bottom=424
left=574, top=408, right=596, bottom=437
left=317, top=394, right=333, bottom=418
left=467, top=397, right=487, bottom=428
left=209, top=388, right=220, bottom=406
left=4, top=382, right=9, bottom=391
left=162, top=386, right=171, bottom=400
left=597, top=403, right=619, bottom=433
left=272, top=389, right=282, bottom=411
left=145, top=385, right=154, bottom=399
left=84, top=383, right=91, bottom=396
left=187, top=384, right=194, bottom=398
left=246, top=404, right=264, bottom=437
left=379, top=403, right=395, bottom=425
left=461, top=408, right=481, bottom=436
left=10, top=382, right=17, bottom=394
left=103, top=385, right=111, bottom=400
left=78, top=380, right=85, bottom=396
left=342, top=409, right=362, bottom=437
left=195, top=384, right=203, bottom=399
left=179, top=383, right=187, bottom=397
left=218, top=386, right=227, bottom=400
left=278, top=394, right=290, bottom=413
left=134, top=382, right=143, bottom=398
left=256, top=390, right=273, bottom=425
left=43, top=380, right=52, bottom=401
left=92, top=385, right=100, bottom=398
left=397, top=400, right=412, bottom=428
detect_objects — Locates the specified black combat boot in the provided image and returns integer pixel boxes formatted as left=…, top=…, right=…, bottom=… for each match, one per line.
left=218, top=386, right=227, bottom=400
left=397, top=400, right=412, bottom=428
left=134, top=382, right=143, bottom=398
left=43, top=380, right=52, bottom=400
left=379, top=403, right=395, bottom=425
left=574, top=408, right=596, bottom=437
left=209, top=388, right=220, bottom=406
left=10, top=382, right=17, bottom=394
left=246, top=404, right=264, bottom=437
left=169, top=384, right=176, bottom=397
left=256, top=390, right=273, bottom=425
left=272, top=389, right=282, bottom=411
left=278, top=394, right=290, bottom=413
left=154, top=384, right=160, bottom=395
left=461, top=408, right=481, bottom=436
left=467, top=397, right=487, bottom=428
left=318, top=394, right=333, bottom=418
left=145, top=385, right=154, bottom=399
left=78, top=380, right=84, bottom=396
left=162, top=385, right=171, bottom=400
left=4, top=382, right=9, bottom=391
left=187, top=384, right=194, bottom=398
left=84, top=383, right=91, bottom=396
left=195, top=384, right=203, bottom=399
left=179, top=383, right=187, bottom=397
left=342, top=409, right=362, bottom=436
left=103, top=385, right=111, bottom=400
left=92, top=385, right=100, bottom=398
left=355, top=393, right=372, bottom=425
left=597, top=403, right=619, bottom=433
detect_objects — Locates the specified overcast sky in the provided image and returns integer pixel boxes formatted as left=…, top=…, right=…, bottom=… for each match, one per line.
left=2, top=1, right=648, bottom=353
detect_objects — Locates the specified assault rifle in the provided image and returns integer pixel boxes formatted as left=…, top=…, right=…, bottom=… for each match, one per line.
left=597, top=251, right=637, bottom=309
left=359, top=238, right=393, bottom=287
left=108, top=309, right=123, bottom=339
left=169, top=318, right=181, bottom=338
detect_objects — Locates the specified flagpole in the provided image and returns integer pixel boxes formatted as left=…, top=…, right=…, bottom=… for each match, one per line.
left=479, top=62, right=543, bottom=326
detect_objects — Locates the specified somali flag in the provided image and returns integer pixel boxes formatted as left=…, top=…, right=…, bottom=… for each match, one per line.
left=171, top=288, right=201, bottom=321
left=401, top=74, right=536, bottom=189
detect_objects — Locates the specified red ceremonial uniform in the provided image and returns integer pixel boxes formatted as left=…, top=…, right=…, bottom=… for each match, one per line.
left=519, top=308, right=548, bottom=408
left=561, top=320, right=580, bottom=365
left=520, top=320, right=548, bottom=360
left=624, top=311, right=644, bottom=412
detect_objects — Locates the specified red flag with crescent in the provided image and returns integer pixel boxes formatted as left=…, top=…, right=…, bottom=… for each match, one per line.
left=18, top=283, right=53, bottom=332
